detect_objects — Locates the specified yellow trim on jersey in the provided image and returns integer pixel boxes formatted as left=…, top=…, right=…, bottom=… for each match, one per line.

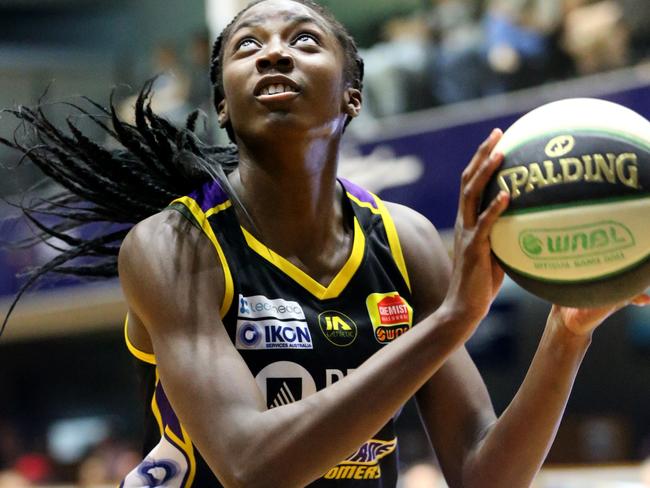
left=242, top=217, right=365, bottom=300
left=151, top=372, right=164, bottom=436
left=171, top=196, right=234, bottom=317
left=163, top=425, right=197, bottom=488
left=346, top=192, right=381, bottom=215
left=124, top=315, right=157, bottom=365
left=150, top=371, right=197, bottom=487
left=205, top=200, right=233, bottom=218
left=371, top=193, right=412, bottom=292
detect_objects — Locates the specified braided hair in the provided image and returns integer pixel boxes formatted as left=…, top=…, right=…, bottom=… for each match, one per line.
left=0, top=0, right=365, bottom=333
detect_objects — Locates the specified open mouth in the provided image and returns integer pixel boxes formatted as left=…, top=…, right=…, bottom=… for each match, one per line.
left=259, top=84, right=299, bottom=96
left=254, top=77, right=301, bottom=103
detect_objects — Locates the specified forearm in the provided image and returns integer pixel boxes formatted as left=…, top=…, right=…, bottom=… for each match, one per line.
left=168, top=305, right=474, bottom=488
left=462, top=316, right=591, bottom=488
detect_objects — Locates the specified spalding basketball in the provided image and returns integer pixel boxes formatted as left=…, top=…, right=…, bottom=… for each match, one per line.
left=482, top=98, right=650, bottom=307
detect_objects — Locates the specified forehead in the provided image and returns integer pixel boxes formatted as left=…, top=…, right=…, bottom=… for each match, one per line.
left=232, top=0, right=333, bottom=34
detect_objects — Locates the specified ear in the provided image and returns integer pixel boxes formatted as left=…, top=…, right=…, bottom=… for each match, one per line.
left=343, top=88, right=362, bottom=119
left=217, top=99, right=230, bottom=128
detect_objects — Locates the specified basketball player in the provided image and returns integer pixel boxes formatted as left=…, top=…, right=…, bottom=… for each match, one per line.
left=2, top=0, right=648, bottom=487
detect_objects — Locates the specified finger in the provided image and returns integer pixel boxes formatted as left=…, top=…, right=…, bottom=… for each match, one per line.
left=611, top=292, right=650, bottom=313
left=462, top=151, right=505, bottom=226
left=461, top=128, right=503, bottom=190
left=476, top=190, right=510, bottom=239
left=630, top=293, right=650, bottom=306
left=490, top=255, right=505, bottom=295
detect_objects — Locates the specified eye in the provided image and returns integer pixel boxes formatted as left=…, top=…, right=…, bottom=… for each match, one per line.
left=236, top=37, right=260, bottom=51
left=292, top=32, right=319, bottom=46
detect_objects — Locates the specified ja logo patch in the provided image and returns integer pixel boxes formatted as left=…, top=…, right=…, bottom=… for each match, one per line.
left=318, top=311, right=358, bottom=347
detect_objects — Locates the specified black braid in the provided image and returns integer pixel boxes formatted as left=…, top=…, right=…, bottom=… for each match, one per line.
left=210, top=0, right=365, bottom=142
left=0, top=78, right=239, bottom=334
left=0, top=0, right=365, bottom=334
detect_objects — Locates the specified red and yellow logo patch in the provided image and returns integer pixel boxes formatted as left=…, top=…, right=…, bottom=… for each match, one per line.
left=366, top=292, right=413, bottom=344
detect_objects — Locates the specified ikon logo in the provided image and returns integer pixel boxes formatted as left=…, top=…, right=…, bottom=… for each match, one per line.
left=235, top=320, right=313, bottom=350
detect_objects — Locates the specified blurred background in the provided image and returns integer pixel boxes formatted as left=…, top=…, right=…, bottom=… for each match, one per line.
left=0, top=0, right=649, bottom=486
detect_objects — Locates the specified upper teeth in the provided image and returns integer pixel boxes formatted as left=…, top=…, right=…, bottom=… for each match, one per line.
left=261, top=84, right=296, bottom=96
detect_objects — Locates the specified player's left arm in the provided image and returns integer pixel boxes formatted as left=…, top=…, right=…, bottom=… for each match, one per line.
left=386, top=201, right=648, bottom=488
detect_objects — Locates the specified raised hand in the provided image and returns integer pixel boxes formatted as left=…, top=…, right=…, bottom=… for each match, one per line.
left=443, top=129, right=510, bottom=328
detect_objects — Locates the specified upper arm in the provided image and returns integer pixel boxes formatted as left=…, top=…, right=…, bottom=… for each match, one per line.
left=118, top=210, right=266, bottom=484
left=119, top=210, right=231, bottom=362
left=385, top=202, right=497, bottom=487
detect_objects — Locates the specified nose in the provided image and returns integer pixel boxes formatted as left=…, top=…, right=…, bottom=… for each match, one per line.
left=256, top=38, right=294, bottom=73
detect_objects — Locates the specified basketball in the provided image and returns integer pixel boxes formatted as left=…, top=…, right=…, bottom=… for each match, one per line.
left=482, top=98, right=650, bottom=307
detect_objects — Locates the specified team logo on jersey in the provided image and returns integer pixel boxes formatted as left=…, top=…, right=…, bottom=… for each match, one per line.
left=366, top=292, right=413, bottom=344
left=235, top=320, right=313, bottom=350
left=318, top=311, right=358, bottom=347
left=322, top=437, right=397, bottom=480
left=137, top=459, right=179, bottom=486
left=121, top=437, right=186, bottom=488
left=238, top=294, right=305, bottom=321
left=255, top=361, right=317, bottom=409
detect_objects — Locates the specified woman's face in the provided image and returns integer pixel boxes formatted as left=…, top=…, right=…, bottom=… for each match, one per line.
left=219, top=0, right=359, bottom=144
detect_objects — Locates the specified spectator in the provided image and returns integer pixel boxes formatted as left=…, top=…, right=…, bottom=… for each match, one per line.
left=482, top=0, right=568, bottom=93
left=620, top=0, right=650, bottom=62
left=429, top=0, right=485, bottom=104
left=118, top=42, right=192, bottom=127
left=359, top=15, right=432, bottom=119
left=562, top=0, right=631, bottom=75
left=187, top=30, right=213, bottom=111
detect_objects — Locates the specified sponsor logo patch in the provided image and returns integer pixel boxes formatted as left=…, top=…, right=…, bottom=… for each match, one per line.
left=255, top=361, right=317, bottom=409
left=366, top=292, right=413, bottom=344
left=235, top=320, right=313, bottom=350
left=236, top=295, right=310, bottom=350
left=238, top=294, right=305, bottom=321
left=318, top=311, right=358, bottom=347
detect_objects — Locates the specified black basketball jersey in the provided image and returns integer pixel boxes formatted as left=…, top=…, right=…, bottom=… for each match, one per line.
left=121, top=178, right=415, bottom=487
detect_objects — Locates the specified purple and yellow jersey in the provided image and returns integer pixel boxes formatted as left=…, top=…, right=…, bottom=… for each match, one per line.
left=122, top=178, right=414, bottom=487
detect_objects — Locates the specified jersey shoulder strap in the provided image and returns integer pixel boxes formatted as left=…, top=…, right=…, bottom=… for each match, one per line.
left=339, top=178, right=411, bottom=292
left=167, top=179, right=236, bottom=317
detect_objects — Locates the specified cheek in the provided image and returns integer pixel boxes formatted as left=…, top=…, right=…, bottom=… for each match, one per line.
left=221, top=64, right=250, bottom=109
left=307, top=56, right=346, bottom=100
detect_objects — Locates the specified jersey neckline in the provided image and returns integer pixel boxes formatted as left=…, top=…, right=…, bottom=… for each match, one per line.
left=240, top=181, right=366, bottom=300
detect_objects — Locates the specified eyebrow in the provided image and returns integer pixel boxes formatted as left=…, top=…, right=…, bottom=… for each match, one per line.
left=231, top=13, right=329, bottom=38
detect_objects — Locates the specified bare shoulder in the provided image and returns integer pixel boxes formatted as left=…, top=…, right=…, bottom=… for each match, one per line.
left=118, top=208, right=225, bottom=330
left=120, top=209, right=199, bottom=262
left=383, top=201, right=452, bottom=318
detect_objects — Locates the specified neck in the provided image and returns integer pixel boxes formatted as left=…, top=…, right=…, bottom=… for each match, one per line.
left=230, top=133, right=348, bottom=259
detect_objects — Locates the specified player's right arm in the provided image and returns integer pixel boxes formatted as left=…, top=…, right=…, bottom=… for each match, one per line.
left=118, top=132, right=509, bottom=488
left=120, top=210, right=457, bottom=487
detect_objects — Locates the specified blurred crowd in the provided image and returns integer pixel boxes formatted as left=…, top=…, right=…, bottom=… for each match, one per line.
left=115, top=0, right=650, bottom=135
left=0, top=418, right=139, bottom=487
left=360, top=0, right=650, bottom=119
